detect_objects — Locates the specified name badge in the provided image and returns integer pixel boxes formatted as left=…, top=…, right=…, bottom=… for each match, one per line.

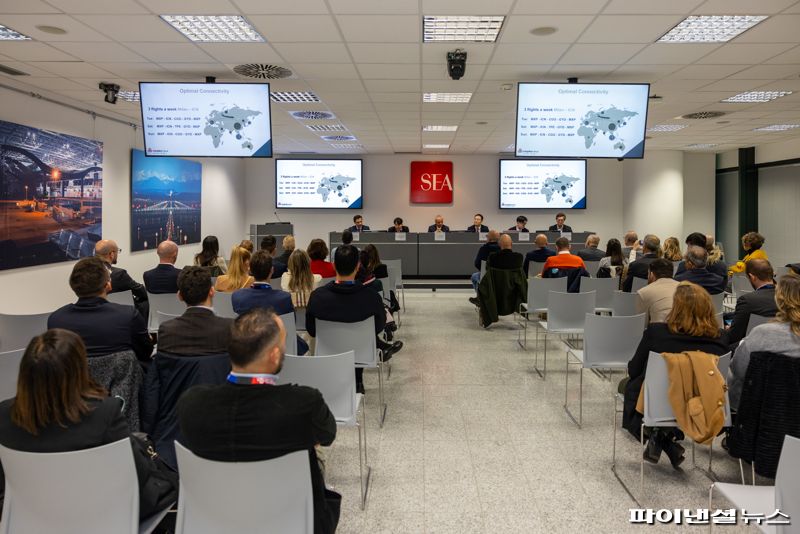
left=395, top=232, right=406, bottom=242
left=518, top=232, right=530, bottom=242
left=479, top=232, right=488, bottom=242
left=352, top=232, right=360, bottom=242
left=435, top=232, right=446, bottom=242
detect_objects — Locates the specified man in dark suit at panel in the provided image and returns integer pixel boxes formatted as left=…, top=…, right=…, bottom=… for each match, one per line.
left=346, top=214, right=370, bottom=233
left=143, top=240, right=181, bottom=294
left=726, top=259, right=778, bottom=345
left=548, top=212, right=573, bottom=233
left=388, top=217, right=410, bottom=233
left=95, top=239, right=149, bottom=318
left=427, top=215, right=450, bottom=232
left=674, top=245, right=726, bottom=295
left=466, top=213, right=489, bottom=233
left=177, top=308, right=340, bottom=534
left=622, top=235, right=661, bottom=292
left=157, top=266, right=233, bottom=356
left=577, top=234, right=605, bottom=261
left=508, top=215, right=529, bottom=233
left=48, top=257, right=153, bottom=362
left=523, top=234, right=555, bottom=277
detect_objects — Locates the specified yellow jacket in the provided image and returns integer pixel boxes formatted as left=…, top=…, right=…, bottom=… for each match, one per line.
left=729, top=248, right=768, bottom=275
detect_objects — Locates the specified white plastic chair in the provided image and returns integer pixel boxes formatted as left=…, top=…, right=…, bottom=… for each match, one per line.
left=295, top=307, right=307, bottom=331
left=709, top=435, right=800, bottom=534
left=0, top=349, right=24, bottom=402
left=711, top=292, right=725, bottom=313
left=384, top=259, right=405, bottom=313
left=580, top=277, right=617, bottom=313
left=479, top=260, right=487, bottom=281
left=107, top=290, right=134, bottom=307
left=0, top=438, right=172, bottom=534
left=147, top=292, right=185, bottom=333
left=535, top=290, right=596, bottom=379
left=319, top=277, right=335, bottom=286
left=716, top=311, right=724, bottom=328
left=270, top=277, right=283, bottom=291
left=212, top=291, right=237, bottom=319
left=631, top=276, right=648, bottom=293
left=280, top=312, right=299, bottom=355
left=279, top=351, right=371, bottom=509
left=174, top=443, right=313, bottom=534
left=746, top=314, right=771, bottom=336
left=583, top=260, right=600, bottom=277
left=516, top=277, right=568, bottom=349
left=731, top=275, right=753, bottom=299
left=564, top=313, right=646, bottom=427
left=611, top=290, right=642, bottom=317
left=156, top=311, right=181, bottom=326
left=0, top=312, right=50, bottom=352
left=315, top=317, right=387, bottom=427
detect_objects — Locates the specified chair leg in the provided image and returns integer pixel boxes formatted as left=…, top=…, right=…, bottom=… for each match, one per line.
left=377, top=363, right=387, bottom=428
left=563, top=355, right=583, bottom=428
left=708, top=483, right=716, bottom=534
left=610, top=393, right=639, bottom=506
left=640, top=423, right=645, bottom=495
left=358, top=396, right=372, bottom=510
left=739, top=459, right=745, bottom=485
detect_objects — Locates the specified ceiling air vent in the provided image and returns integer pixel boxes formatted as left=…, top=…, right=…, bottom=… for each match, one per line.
left=0, top=63, right=28, bottom=76
left=306, top=124, right=346, bottom=132
left=680, top=111, right=726, bottom=120
left=290, top=111, right=335, bottom=120
left=233, top=64, right=292, bottom=79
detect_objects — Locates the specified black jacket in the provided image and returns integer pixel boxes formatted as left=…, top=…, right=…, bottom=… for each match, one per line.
left=143, top=264, right=181, bottom=294
left=157, top=307, right=233, bottom=356
left=548, top=224, right=573, bottom=232
left=276, top=250, right=293, bottom=266
left=177, top=382, right=337, bottom=534
left=577, top=248, right=606, bottom=261
left=477, top=263, right=527, bottom=327
left=623, top=323, right=729, bottom=438
left=523, top=248, right=556, bottom=277
left=388, top=226, right=410, bottom=233
left=622, top=253, right=660, bottom=292
left=427, top=224, right=450, bottom=232
left=474, top=241, right=501, bottom=270
left=346, top=225, right=370, bottom=232
left=727, top=286, right=778, bottom=346
left=305, top=281, right=385, bottom=337
left=466, top=224, right=489, bottom=233
left=109, top=265, right=149, bottom=319
left=507, top=226, right=530, bottom=232
left=48, top=297, right=153, bottom=362
left=675, top=259, right=728, bottom=280
left=488, top=249, right=524, bottom=270
left=674, top=267, right=726, bottom=295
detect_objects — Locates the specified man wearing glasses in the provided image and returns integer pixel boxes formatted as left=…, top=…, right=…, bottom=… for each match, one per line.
left=95, top=239, right=149, bottom=319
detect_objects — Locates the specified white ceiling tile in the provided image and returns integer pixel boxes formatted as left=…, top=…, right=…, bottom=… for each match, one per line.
left=94, top=62, right=169, bottom=79
left=697, top=44, right=796, bottom=65
left=363, top=79, right=421, bottom=92
left=482, top=64, right=550, bottom=80
left=609, top=63, right=683, bottom=79
left=51, top=42, right=145, bottom=62
left=230, top=0, right=329, bottom=14
left=579, top=16, right=683, bottom=43
left=549, top=64, right=619, bottom=78
left=0, top=0, right=62, bottom=13
left=755, top=79, right=800, bottom=91
left=0, top=62, right=61, bottom=77
left=153, top=63, right=227, bottom=75
left=11, top=76, right=87, bottom=91
left=328, top=0, right=418, bottom=14
left=43, top=0, right=149, bottom=13
left=305, top=79, right=363, bottom=91
left=513, top=0, right=607, bottom=15
left=68, top=76, right=136, bottom=90
left=422, top=62, right=486, bottom=80
left=336, top=15, right=419, bottom=42
left=499, top=15, right=593, bottom=43
left=272, top=43, right=351, bottom=63
left=603, top=0, right=704, bottom=14
left=672, top=64, right=750, bottom=79
left=291, top=62, right=359, bottom=79
left=764, top=45, right=800, bottom=64
left=627, top=43, right=720, bottom=64
left=422, top=80, right=479, bottom=92
left=198, top=43, right=283, bottom=64
left=349, top=43, right=420, bottom=64
left=422, top=43, right=494, bottom=64
left=421, top=0, right=514, bottom=14
left=32, top=61, right=115, bottom=77
left=728, top=65, right=798, bottom=80
left=693, top=0, right=796, bottom=15
left=732, top=15, right=800, bottom=43
left=249, top=15, right=341, bottom=42
left=134, top=43, right=216, bottom=63
left=136, top=0, right=240, bottom=13
left=75, top=15, right=185, bottom=42
left=358, top=63, right=420, bottom=79
left=491, top=43, right=569, bottom=64
left=0, top=42, right=77, bottom=61
left=697, top=79, right=769, bottom=92
left=560, top=43, right=645, bottom=64
left=0, top=15, right=110, bottom=41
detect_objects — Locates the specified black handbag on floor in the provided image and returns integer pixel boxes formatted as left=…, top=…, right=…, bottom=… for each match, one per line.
left=130, top=433, right=179, bottom=521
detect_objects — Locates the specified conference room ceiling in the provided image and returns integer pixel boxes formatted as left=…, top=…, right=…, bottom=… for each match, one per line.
left=1, top=0, right=800, bottom=155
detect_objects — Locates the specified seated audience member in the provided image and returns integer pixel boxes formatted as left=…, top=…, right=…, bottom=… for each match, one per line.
left=361, top=244, right=389, bottom=280
left=48, top=257, right=153, bottom=362
left=623, top=235, right=661, bottom=292
left=356, top=248, right=384, bottom=295
left=214, top=246, right=254, bottom=292
left=675, top=233, right=728, bottom=280
left=488, top=234, right=523, bottom=269
left=729, top=231, right=768, bottom=275
left=637, top=258, right=679, bottom=323
left=542, top=237, right=588, bottom=291
left=467, top=213, right=489, bottom=233
left=471, top=230, right=501, bottom=291
left=157, top=266, right=232, bottom=356
left=95, top=239, right=148, bottom=318
left=177, top=309, right=339, bottom=534
left=624, top=282, right=728, bottom=466
left=729, top=273, right=800, bottom=410
left=282, top=249, right=323, bottom=308
left=388, top=217, right=410, bottom=233
left=306, top=245, right=403, bottom=393
left=622, top=231, right=641, bottom=262
left=427, top=215, right=449, bottom=233
left=0, top=329, right=177, bottom=521
left=597, top=238, right=628, bottom=280
left=194, top=235, right=227, bottom=276
left=577, top=234, right=605, bottom=261
left=260, top=235, right=288, bottom=277
left=726, top=259, right=778, bottom=346
left=674, top=246, right=726, bottom=295
left=523, top=234, right=556, bottom=277
left=548, top=212, right=572, bottom=233
left=662, top=237, right=683, bottom=262
left=308, top=239, right=337, bottom=278
left=143, top=240, right=181, bottom=294
left=238, top=239, right=254, bottom=253
left=347, top=214, right=370, bottom=233
left=276, top=235, right=295, bottom=266
left=788, top=263, right=800, bottom=276
left=508, top=215, right=529, bottom=233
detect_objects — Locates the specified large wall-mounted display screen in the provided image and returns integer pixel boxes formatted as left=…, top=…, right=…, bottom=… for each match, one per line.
left=139, top=82, right=272, bottom=158
left=515, top=82, right=649, bottom=159
left=276, top=159, right=363, bottom=209
left=499, top=159, right=587, bottom=209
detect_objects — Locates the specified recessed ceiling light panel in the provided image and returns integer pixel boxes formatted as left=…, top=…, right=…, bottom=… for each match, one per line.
left=160, top=15, right=265, bottom=42
left=271, top=91, right=320, bottom=103
left=423, top=16, right=505, bottom=43
left=329, top=143, right=363, bottom=149
left=658, top=15, right=767, bottom=43
left=754, top=124, right=800, bottom=131
left=118, top=91, right=140, bottom=102
left=423, top=144, right=450, bottom=149
left=423, top=125, right=458, bottom=132
left=423, top=92, right=472, bottom=103
left=722, top=90, right=792, bottom=103
left=685, top=143, right=718, bottom=149
left=647, top=124, right=686, bottom=132
left=0, top=24, right=31, bottom=40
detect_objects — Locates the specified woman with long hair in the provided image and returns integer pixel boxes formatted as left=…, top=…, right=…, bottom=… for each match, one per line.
left=598, top=238, right=627, bottom=280
left=194, top=235, right=227, bottom=276
left=662, top=237, right=682, bottom=262
left=238, top=239, right=254, bottom=253
left=729, top=231, right=767, bottom=275
left=214, top=246, right=254, bottom=292
left=282, top=249, right=321, bottom=308
left=307, top=238, right=336, bottom=278
left=623, top=282, right=728, bottom=467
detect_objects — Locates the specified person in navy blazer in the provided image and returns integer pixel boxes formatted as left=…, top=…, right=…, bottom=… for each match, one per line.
left=143, top=240, right=182, bottom=294
left=427, top=215, right=450, bottom=232
left=523, top=234, right=556, bottom=277
left=466, top=213, right=489, bottom=233
left=674, top=246, right=726, bottom=295
left=346, top=214, right=370, bottom=233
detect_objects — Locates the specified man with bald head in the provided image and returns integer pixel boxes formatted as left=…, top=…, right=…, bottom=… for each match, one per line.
left=523, top=233, right=556, bottom=277
left=471, top=230, right=501, bottom=291
left=143, top=240, right=181, bottom=294
left=427, top=215, right=449, bottom=233
left=95, top=238, right=148, bottom=317
left=489, top=234, right=524, bottom=268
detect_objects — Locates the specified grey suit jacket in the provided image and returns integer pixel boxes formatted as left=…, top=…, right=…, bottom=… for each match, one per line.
left=636, top=277, right=680, bottom=323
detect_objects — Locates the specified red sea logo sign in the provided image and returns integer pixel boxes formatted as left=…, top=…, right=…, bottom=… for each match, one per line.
left=410, top=161, right=453, bottom=203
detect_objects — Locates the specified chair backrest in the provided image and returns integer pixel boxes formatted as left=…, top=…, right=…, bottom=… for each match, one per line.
left=672, top=262, right=680, bottom=276
left=715, top=311, right=724, bottom=328
left=295, top=307, right=307, bottom=331
left=547, top=291, right=596, bottom=331
left=270, top=277, right=283, bottom=291
left=212, top=291, right=237, bottom=319
left=106, top=290, right=134, bottom=307
left=731, top=275, right=753, bottom=299
left=148, top=292, right=186, bottom=332
left=278, top=351, right=357, bottom=423
left=174, top=444, right=313, bottom=534
left=579, top=277, right=616, bottom=309
left=582, top=313, right=646, bottom=368
left=710, top=292, right=725, bottom=313
left=157, top=311, right=181, bottom=324
left=315, top=317, right=377, bottom=368
left=611, top=290, right=642, bottom=316
left=775, top=435, right=800, bottom=533
left=631, top=276, right=648, bottom=293
left=583, top=260, right=600, bottom=277
left=0, top=312, right=50, bottom=352
left=384, top=259, right=402, bottom=291
left=527, top=277, right=568, bottom=312
left=87, top=351, right=143, bottom=432
left=280, top=312, right=299, bottom=355
left=0, top=438, right=140, bottom=534
left=0, top=349, right=24, bottom=402
left=746, top=313, right=771, bottom=336
left=480, top=260, right=487, bottom=280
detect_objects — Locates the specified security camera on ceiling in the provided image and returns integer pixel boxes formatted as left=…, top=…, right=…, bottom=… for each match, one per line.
left=98, top=82, right=120, bottom=104
left=447, top=49, right=467, bottom=81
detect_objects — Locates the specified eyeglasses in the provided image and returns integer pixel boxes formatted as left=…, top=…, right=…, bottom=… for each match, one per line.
left=117, top=248, right=122, bottom=254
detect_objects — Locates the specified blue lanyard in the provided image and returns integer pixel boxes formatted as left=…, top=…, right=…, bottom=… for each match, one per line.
left=227, top=373, right=277, bottom=385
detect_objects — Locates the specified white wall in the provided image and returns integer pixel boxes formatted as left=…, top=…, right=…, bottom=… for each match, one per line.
left=0, top=87, right=246, bottom=314
left=622, top=151, right=685, bottom=240
left=682, top=152, right=716, bottom=237
left=758, top=164, right=800, bottom=269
